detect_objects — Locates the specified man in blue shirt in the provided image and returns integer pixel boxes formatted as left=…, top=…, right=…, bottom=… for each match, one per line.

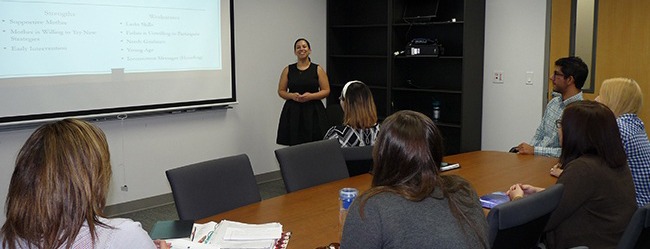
left=514, top=57, right=588, bottom=157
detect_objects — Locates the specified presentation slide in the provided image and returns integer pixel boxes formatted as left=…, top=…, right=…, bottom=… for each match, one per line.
left=0, top=0, right=234, bottom=124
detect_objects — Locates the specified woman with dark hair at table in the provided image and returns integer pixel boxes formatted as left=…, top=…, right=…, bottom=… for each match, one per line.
left=1, top=119, right=168, bottom=249
left=507, top=100, right=636, bottom=248
left=341, top=110, right=488, bottom=249
left=324, top=80, right=380, bottom=147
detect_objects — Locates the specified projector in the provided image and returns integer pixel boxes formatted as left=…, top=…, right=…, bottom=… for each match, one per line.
left=405, top=38, right=443, bottom=56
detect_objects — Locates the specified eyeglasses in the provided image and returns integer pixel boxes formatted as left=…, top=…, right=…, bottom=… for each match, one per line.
left=555, top=119, right=562, bottom=129
left=551, top=71, right=565, bottom=79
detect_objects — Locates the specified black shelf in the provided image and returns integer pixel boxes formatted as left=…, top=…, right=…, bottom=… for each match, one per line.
left=330, top=55, right=388, bottom=59
left=393, top=21, right=464, bottom=26
left=392, top=87, right=462, bottom=94
left=327, top=0, right=484, bottom=154
left=331, top=24, right=389, bottom=28
left=394, top=55, right=463, bottom=59
left=432, top=122, right=462, bottom=129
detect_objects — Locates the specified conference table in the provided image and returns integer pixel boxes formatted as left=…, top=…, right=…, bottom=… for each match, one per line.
left=197, top=151, right=558, bottom=248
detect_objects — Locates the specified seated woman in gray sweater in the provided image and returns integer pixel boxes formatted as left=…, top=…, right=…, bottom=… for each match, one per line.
left=341, top=110, right=489, bottom=249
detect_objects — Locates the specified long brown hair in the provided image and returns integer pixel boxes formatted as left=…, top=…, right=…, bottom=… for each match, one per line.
left=1, top=119, right=112, bottom=249
left=340, top=80, right=378, bottom=129
left=360, top=110, right=487, bottom=247
left=559, top=100, right=627, bottom=168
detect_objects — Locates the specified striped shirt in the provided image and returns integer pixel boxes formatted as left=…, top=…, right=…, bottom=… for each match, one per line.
left=2, top=217, right=155, bottom=249
left=531, top=92, right=583, bottom=157
left=324, top=124, right=380, bottom=148
left=617, top=113, right=650, bottom=207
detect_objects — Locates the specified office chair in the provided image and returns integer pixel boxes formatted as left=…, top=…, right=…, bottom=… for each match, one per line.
left=487, top=184, right=565, bottom=249
left=617, top=203, right=650, bottom=249
left=166, top=154, right=261, bottom=220
left=340, top=145, right=373, bottom=176
left=275, top=139, right=349, bottom=193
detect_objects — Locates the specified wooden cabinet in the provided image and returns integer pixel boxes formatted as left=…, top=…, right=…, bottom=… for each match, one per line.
left=327, top=0, right=484, bottom=154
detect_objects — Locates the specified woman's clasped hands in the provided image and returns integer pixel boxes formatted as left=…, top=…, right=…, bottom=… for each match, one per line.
left=506, top=183, right=546, bottom=200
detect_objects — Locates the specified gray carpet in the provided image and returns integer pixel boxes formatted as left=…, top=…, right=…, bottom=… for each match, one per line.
left=115, top=179, right=286, bottom=233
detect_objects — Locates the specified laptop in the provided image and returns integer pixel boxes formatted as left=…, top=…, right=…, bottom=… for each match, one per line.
left=403, top=0, right=440, bottom=23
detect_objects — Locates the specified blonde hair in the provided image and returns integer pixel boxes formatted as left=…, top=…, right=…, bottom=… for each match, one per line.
left=598, top=78, right=643, bottom=116
left=1, top=119, right=112, bottom=249
left=340, top=80, right=378, bottom=129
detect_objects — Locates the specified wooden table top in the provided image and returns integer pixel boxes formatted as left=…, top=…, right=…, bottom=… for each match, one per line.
left=197, top=150, right=558, bottom=249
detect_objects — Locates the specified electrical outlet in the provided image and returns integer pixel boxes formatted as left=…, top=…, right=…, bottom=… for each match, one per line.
left=121, top=185, right=128, bottom=192
left=493, top=71, right=504, bottom=84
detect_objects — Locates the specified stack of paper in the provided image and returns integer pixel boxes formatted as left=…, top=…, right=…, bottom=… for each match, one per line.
left=166, top=220, right=284, bottom=249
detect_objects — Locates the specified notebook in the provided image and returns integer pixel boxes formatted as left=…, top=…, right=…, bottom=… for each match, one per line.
left=165, top=220, right=290, bottom=249
left=479, top=192, right=510, bottom=209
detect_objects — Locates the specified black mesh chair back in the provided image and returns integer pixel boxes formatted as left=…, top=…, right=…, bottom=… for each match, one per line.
left=166, top=154, right=261, bottom=220
left=340, top=145, right=373, bottom=176
left=487, top=184, right=565, bottom=249
left=617, top=203, right=650, bottom=249
left=275, top=139, right=349, bottom=193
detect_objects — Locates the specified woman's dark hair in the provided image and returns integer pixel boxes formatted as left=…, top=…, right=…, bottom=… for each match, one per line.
left=359, top=110, right=487, bottom=247
left=340, top=80, right=377, bottom=129
left=559, top=100, right=627, bottom=168
left=294, top=38, right=311, bottom=50
left=555, top=56, right=589, bottom=89
left=294, top=38, right=311, bottom=61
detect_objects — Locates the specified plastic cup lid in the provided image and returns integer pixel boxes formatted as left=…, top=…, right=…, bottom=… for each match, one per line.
left=339, top=188, right=358, bottom=199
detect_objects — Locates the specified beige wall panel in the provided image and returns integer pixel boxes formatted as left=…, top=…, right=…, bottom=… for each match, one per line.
left=551, top=0, right=650, bottom=132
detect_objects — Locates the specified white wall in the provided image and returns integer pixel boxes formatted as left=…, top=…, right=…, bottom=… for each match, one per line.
left=0, top=0, right=326, bottom=224
left=481, top=0, right=549, bottom=151
left=0, top=0, right=551, bottom=224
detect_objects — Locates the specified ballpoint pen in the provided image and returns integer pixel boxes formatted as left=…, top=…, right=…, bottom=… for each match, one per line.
left=203, top=231, right=214, bottom=244
left=191, top=227, right=197, bottom=241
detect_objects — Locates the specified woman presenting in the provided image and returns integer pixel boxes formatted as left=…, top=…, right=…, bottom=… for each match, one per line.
left=276, top=38, right=330, bottom=145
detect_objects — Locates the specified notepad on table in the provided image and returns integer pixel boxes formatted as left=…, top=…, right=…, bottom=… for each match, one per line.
left=165, top=220, right=290, bottom=249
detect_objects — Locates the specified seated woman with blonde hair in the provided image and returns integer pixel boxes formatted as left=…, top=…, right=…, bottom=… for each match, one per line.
left=1, top=119, right=168, bottom=249
left=596, top=77, right=650, bottom=207
left=324, top=80, right=380, bottom=147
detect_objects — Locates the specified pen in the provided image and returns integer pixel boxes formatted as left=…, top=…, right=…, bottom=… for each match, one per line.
left=198, top=235, right=207, bottom=243
left=191, top=227, right=196, bottom=241
left=204, top=231, right=214, bottom=244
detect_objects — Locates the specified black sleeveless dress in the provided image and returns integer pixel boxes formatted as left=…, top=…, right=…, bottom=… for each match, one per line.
left=276, top=63, right=330, bottom=145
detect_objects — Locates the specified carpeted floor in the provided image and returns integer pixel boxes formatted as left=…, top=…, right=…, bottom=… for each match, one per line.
left=114, top=179, right=286, bottom=233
